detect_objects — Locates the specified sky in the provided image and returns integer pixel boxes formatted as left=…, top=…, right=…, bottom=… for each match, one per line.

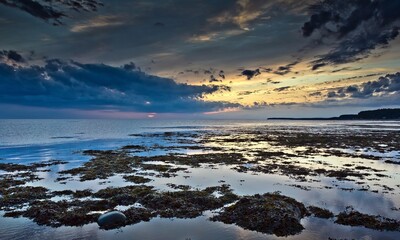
left=0, top=0, right=399, bottom=119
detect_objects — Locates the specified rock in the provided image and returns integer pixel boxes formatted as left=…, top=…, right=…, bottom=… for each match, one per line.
left=97, top=211, right=127, bottom=229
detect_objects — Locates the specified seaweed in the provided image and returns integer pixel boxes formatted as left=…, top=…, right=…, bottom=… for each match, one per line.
left=141, top=185, right=238, bottom=218
left=308, top=206, right=334, bottom=219
left=211, top=192, right=309, bottom=236
left=335, top=210, right=400, bottom=231
left=0, top=186, right=50, bottom=210
left=123, top=175, right=152, bottom=184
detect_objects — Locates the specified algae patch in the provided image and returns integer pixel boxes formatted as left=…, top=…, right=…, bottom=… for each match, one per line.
left=335, top=210, right=400, bottom=231
left=211, top=193, right=309, bottom=236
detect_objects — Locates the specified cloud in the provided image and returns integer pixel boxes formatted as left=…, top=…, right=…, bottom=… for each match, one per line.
left=309, top=91, right=321, bottom=97
left=260, top=67, right=272, bottom=73
left=0, top=50, right=25, bottom=63
left=311, top=63, right=326, bottom=71
left=0, top=0, right=102, bottom=25
left=301, top=9, right=332, bottom=38
left=208, top=0, right=269, bottom=30
left=218, top=70, right=225, bottom=79
left=331, top=67, right=362, bottom=73
left=336, top=73, right=385, bottom=82
left=273, top=61, right=299, bottom=75
left=0, top=0, right=314, bottom=75
left=209, top=75, right=222, bottom=83
left=122, top=62, right=137, bottom=71
left=274, top=86, right=291, bottom=92
left=262, top=78, right=280, bottom=85
left=311, top=27, right=399, bottom=69
left=302, top=0, right=400, bottom=69
left=241, top=69, right=260, bottom=80
left=238, top=90, right=254, bottom=96
left=326, top=72, right=400, bottom=99
left=0, top=58, right=238, bottom=113
left=208, top=0, right=311, bottom=30
left=154, top=22, right=165, bottom=27
left=71, top=15, right=124, bottom=32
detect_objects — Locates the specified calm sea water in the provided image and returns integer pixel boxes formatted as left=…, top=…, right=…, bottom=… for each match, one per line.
left=2, top=119, right=399, bottom=146
left=0, top=119, right=399, bottom=240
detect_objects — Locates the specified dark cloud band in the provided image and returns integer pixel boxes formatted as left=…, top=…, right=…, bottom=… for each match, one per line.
left=302, top=0, right=400, bottom=69
left=326, top=72, right=400, bottom=99
left=0, top=56, right=238, bottom=113
left=0, top=0, right=102, bottom=25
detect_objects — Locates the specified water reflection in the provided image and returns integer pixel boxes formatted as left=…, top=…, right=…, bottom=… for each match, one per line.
left=0, top=120, right=399, bottom=239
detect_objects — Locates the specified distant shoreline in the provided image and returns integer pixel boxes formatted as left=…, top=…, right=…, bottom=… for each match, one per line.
left=267, top=118, right=400, bottom=121
left=268, top=108, right=400, bottom=121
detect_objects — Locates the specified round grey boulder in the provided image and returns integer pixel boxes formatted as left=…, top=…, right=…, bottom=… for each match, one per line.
left=97, top=211, right=127, bottom=229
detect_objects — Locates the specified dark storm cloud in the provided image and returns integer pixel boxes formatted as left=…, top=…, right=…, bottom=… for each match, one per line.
left=302, top=0, right=400, bottom=69
left=0, top=50, right=25, bottom=63
left=0, top=0, right=313, bottom=73
left=0, top=0, right=102, bottom=25
left=312, top=27, right=399, bottom=69
left=241, top=69, right=260, bottom=80
left=0, top=59, right=237, bottom=113
left=301, top=9, right=332, bottom=38
left=302, top=0, right=400, bottom=38
left=326, top=72, right=400, bottom=99
left=122, top=62, right=137, bottom=71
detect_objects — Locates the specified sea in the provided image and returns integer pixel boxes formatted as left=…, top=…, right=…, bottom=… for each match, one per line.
left=0, top=119, right=399, bottom=240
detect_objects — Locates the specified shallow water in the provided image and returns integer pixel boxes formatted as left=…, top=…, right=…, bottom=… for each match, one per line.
left=1, top=119, right=400, bottom=240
